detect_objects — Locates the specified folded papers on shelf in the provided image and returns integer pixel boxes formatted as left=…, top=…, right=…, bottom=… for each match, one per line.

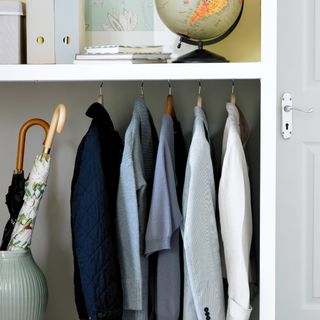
left=84, top=45, right=163, bottom=55
left=74, top=52, right=172, bottom=64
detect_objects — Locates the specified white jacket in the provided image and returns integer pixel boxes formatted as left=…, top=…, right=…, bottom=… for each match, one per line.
left=182, top=106, right=225, bottom=320
left=219, top=102, right=253, bottom=320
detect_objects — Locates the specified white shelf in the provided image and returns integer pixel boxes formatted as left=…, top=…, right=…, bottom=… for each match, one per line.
left=0, top=62, right=262, bottom=81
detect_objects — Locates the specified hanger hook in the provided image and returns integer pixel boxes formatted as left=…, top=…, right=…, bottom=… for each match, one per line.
left=141, top=80, right=144, bottom=97
left=231, top=79, right=235, bottom=94
left=168, top=80, right=172, bottom=95
left=198, top=80, right=202, bottom=95
left=99, top=82, right=104, bottom=95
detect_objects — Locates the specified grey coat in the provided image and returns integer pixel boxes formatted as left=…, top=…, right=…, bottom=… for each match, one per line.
left=116, top=98, right=158, bottom=320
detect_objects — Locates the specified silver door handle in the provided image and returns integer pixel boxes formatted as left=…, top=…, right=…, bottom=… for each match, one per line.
left=281, top=93, right=314, bottom=139
left=283, top=105, right=313, bottom=113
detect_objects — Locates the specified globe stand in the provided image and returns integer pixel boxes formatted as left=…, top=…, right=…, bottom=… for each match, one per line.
left=173, top=42, right=228, bottom=63
left=172, top=0, right=244, bottom=64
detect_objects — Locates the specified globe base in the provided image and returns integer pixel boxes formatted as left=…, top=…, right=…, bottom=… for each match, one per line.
left=173, top=49, right=229, bottom=63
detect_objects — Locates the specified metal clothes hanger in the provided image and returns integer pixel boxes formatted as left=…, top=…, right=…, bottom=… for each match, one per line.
left=230, top=79, right=236, bottom=105
left=197, top=80, right=202, bottom=107
left=230, top=80, right=250, bottom=145
left=165, top=80, right=176, bottom=117
left=140, top=80, right=144, bottom=98
left=97, top=82, right=104, bottom=106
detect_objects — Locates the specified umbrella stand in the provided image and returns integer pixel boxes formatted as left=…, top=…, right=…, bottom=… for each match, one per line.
left=8, top=104, right=67, bottom=251
left=1, top=119, right=49, bottom=250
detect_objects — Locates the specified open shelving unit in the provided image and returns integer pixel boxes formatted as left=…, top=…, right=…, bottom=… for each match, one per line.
left=0, top=1, right=277, bottom=319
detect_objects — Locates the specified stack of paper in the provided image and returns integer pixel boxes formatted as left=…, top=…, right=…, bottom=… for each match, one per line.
left=74, top=45, right=171, bottom=64
left=74, top=52, right=171, bottom=64
left=85, top=45, right=163, bottom=55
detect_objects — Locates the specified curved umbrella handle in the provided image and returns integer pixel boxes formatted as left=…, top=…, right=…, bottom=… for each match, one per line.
left=16, top=119, right=50, bottom=173
left=43, top=104, right=67, bottom=155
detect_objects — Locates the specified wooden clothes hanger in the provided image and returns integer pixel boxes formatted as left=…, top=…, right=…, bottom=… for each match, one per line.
left=16, top=119, right=50, bottom=173
left=165, top=81, right=176, bottom=118
left=165, top=95, right=176, bottom=117
left=230, top=80, right=250, bottom=145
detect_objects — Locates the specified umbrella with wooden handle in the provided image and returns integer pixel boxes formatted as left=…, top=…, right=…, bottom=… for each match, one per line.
left=0, top=119, right=49, bottom=250
left=43, top=103, right=67, bottom=156
left=8, top=104, right=67, bottom=251
left=16, top=119, right=50, bottom=172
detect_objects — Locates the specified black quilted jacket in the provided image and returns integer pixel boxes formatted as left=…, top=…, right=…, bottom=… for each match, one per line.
left=71, top=103, right=123, bottom=320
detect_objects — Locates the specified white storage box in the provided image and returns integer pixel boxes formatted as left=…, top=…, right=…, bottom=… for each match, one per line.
left=0, top=1, right=25, bottom=64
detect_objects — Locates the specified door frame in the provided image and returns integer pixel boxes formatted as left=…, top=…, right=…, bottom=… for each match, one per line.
left=260, top=0, right=277, bottom=319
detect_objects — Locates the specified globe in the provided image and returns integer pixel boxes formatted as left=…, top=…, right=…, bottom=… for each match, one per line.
left=155, top=0, right=244, bottom=62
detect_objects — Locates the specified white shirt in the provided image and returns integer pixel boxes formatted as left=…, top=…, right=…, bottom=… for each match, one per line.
left=219, top=102, right=253, bottom=320
left=182, top=106, right=225, bottom=320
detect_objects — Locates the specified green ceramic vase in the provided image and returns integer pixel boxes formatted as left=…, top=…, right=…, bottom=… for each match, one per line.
left=0, top=249, right=48, bottom=320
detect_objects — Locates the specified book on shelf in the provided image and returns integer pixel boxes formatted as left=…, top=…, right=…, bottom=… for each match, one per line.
left=75, top=53, right=171, bottom=61
left=84, top=45, right=163, bottom=55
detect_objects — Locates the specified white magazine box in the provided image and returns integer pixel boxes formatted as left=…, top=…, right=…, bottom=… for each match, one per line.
left=0, top=1, right=25, bottom=64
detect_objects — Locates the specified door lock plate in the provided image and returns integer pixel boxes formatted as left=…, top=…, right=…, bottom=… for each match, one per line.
left=282, top=93, right=292, bottom=139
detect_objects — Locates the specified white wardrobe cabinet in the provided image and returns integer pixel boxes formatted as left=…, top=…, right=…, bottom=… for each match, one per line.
left=0, top=0, right=278, bottom=319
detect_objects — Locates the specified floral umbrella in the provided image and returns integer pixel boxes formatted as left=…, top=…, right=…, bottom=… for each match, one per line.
left=7, top=154, right=50, bottom=250
left=7, top=104, right=67, bottom=251
left=0, top=119, right=49, bottom=250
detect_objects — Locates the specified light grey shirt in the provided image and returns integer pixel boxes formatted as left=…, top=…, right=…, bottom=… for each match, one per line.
left=145, top=115, right=182, bottom=320
left=116, top=98, right=158, bottom=320
left=182, top=107, right=225, bottom=320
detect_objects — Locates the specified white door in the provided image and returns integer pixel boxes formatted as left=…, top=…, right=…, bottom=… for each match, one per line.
left=277, top=0, right=320, bottom=318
